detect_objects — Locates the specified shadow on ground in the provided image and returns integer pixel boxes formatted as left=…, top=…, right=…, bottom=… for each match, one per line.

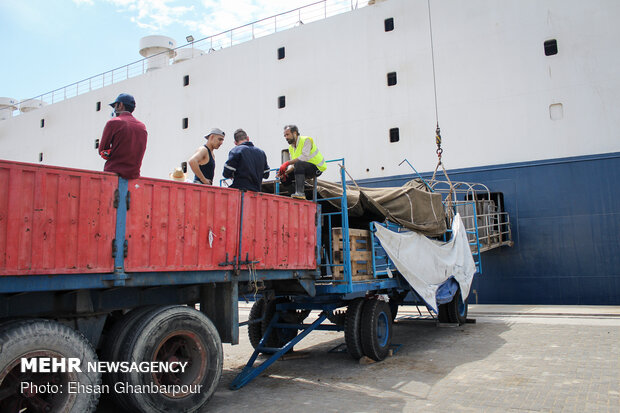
left=207, top=318, right=510, bottom=412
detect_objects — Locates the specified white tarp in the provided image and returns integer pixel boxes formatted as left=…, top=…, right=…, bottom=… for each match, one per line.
left=373, top=214, right=476, bottom=312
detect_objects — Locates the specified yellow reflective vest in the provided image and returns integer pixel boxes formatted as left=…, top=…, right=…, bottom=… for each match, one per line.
left=288, top=135, right=326, bottom=172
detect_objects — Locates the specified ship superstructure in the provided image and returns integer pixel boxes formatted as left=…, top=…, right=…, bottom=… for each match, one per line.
left=1, top=0, right=619, bottom=304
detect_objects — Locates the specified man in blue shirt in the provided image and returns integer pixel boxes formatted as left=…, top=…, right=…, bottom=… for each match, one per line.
left=223, top=129, right=270, bottom=192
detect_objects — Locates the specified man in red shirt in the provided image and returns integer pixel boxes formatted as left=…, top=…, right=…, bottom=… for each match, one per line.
left=98, top=93, right=147, bottom=179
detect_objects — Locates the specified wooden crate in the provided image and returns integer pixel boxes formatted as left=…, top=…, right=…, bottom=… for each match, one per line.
left=331, top=228, right=373, bottom=280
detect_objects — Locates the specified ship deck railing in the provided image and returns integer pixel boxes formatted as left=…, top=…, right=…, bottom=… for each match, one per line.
left=1, top=0, right=372, bottom=118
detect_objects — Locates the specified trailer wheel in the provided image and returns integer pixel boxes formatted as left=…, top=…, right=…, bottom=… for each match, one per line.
left=248, top=299, right=266, bottom=350
left=447, top=289, right=468, bottom=325
left=437, top=303, right=450, bottom=323
left=249, top=298, right=305, bottom=353
left=438, top=288, right=468, bottom=325
left=115, top=306, right=223, bottom=413
left=100, top=305, right=157, bottom=410
left=262, top=298, right=298, bottom=352
left=389, top=301, right=399, bottom=322
left=360, top=299, right=393, bottom=361
left=327, top=309, right=347, bottom=326
left=0, top=319, right=101, bottom=413
left=344, top=298, right=365, bottom=360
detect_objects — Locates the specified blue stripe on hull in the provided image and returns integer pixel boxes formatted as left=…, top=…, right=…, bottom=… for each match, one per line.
left=358, top=152, right=620, bottom=305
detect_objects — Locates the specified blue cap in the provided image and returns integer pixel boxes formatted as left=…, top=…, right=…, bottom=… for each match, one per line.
left=109, top=93, right=136, bottom=108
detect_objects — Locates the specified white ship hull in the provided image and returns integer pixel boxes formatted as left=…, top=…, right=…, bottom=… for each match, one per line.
left=1, top=0, right=619, bottom=304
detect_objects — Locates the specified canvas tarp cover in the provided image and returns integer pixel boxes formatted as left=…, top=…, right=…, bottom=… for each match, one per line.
left=317, top=179, right=447, bottom=236
left=373, top=214, right=476, bottom=312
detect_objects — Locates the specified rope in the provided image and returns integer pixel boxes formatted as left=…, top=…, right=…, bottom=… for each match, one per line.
left=340, top=164, right=362, bottom=192
left=249, top=262, right=259, bottom=300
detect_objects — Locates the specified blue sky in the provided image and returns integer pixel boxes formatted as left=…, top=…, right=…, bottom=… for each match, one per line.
left=0, top=0, right=316, bottom=101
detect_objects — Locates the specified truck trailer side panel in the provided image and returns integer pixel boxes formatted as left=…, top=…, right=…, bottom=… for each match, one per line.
left=124, top=178, right=242, bottom=272
left=241, top=191, right=317, bottom=269
left=0, top=160, right=117, bottom=275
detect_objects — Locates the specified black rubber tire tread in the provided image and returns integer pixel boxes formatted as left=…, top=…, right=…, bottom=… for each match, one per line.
left=437, top=303, right=450, bottom=323
left=360, top=299, right=393, bottom=361
left=446, top=289, right=468, bottom=325
left=100, top=306, right=156, bottom=382
left=117, top=305, right=223, bottom=413
left=292, top=309, right=312, bottom=323
left=0, top=319, right=101, bottom=413
left=248, top=299, right=266, bottom=350
left=99, top=305, right=157, bottom=412
left=261, top=298, right=298, bottom=353
left=389, top=301, right=399, bottom=322
left=261, top=299, right=282, bottom=349
left=327, top=309, right=347, bottom=326
left=344, top=298, right=366, bottom=360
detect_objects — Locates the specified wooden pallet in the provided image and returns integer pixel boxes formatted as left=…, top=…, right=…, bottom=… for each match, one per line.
left=331, top=228, right=373, bottom=280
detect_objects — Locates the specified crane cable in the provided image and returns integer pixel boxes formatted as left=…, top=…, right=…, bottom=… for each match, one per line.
left=427, top=0, right=455, bottom=218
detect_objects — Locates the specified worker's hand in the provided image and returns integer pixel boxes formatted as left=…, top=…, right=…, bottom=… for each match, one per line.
left=99, top=149, right=111, bottom=160
left=278, top=161, right=290, bottom=178
left=203, top=178, right=212, bottom=185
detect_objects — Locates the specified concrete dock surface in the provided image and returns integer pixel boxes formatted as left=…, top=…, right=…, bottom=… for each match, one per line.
left=96, top=305, right=619, bottom=412
left=208, top=304, right=619, bottom=413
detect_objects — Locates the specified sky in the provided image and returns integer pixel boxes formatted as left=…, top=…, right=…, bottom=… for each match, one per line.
left=0, top=0, right=319, bottom=101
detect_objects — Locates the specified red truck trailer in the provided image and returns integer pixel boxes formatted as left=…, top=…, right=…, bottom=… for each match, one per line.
left=1, top=158, right=500, bottom=411
left=0, top=159, right=318, bottom=413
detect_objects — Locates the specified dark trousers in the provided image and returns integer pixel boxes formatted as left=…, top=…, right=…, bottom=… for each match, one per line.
left=283, top=161, right=321, bottom=193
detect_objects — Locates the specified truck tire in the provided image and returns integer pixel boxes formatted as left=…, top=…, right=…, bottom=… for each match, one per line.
left=360, top=299, right=393, bottom=361
left=389, top=300, right=399, bottom=322
left=249, top=298, right=308, bottom=354
left=261, top=298, right=298, bottom=353
left=248, top=299, right=266, bottom=350
left=0, top=319, right=101, bottom=413
left=100, top=305, right=156, bottom=411
left=327, top=309, right=346, bottom=326
left=438, top=288, right=468, bottom=325
left=344, top=298, right=365, bottom=360
left=437, top=303, right=450, bottom=323
left=447, top=289, right=468, bottom=325
left=117, top=306, right=223, bottom=413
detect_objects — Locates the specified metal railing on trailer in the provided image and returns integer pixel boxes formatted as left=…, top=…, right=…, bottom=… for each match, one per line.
left=429, top=179, right=514, bottom=257
left=399, top=158, right=513, bottom=263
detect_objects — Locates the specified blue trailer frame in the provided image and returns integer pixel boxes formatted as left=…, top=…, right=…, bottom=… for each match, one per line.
left=230, top=159, right=484, bottom=389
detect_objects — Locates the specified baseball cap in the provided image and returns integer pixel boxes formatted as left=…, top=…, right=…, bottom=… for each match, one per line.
left=109, top=93, right=136, bottom=108
left=206, top=128, right=225, bottom=138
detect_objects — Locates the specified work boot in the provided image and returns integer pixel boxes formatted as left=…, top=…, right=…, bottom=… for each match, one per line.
left=291, top=174, right=306, bottom=199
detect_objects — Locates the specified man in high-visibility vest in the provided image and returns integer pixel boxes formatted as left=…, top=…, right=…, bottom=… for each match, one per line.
left=277, top=124, right=326, bottom=199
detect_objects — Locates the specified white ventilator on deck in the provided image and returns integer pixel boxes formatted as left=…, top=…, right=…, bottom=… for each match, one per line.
left=19, top=99, right=47, bottom=113
left=173, top=47, right=204, bottom=64
left=373, top=214, right=476, bottom=312
left=0, top=97, right=18, bottom=120
left=139, top=35, right=177, bottom=72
